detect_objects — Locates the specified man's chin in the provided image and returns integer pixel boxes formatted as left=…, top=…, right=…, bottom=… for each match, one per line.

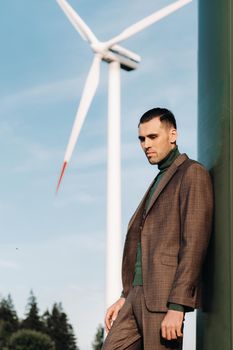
left=147, top=157, right=157, bottom=165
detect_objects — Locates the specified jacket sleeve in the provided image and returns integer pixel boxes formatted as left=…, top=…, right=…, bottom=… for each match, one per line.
left=167, top=163, right=214, bottom=308
left=168, top=302, right=194, bottom=312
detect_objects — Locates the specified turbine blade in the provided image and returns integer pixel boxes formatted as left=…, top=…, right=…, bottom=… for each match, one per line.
left=56, top=0, right=98, bottom=44
left=105, top=0, right=192, bottom=48
left=56, top=54, right=102, bottom=192
left=56, top=161, right=67, bottom=193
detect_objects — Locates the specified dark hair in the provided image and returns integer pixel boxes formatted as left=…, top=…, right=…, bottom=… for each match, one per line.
left=138, top=107, right=177, bottom=129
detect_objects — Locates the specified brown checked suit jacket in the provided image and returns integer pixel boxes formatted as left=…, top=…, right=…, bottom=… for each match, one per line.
left=121, top=153, right=214, bottom=312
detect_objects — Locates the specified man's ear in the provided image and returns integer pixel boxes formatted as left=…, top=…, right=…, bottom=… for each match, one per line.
left=170, top=128, right=177, bottom=144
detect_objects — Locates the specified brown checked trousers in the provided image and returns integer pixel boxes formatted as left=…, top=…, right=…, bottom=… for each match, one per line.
left=103, top=286, right=184, bottom=350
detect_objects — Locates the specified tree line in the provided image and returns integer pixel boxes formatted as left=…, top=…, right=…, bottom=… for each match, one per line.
left=0, top=291, right=104, bottom=350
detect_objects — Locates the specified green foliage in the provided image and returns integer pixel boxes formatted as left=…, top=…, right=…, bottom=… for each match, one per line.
left=0, top=294, right=18, bottom=348
left=0, top=292, right=79, bottom=350
left=43, top=303, right=78, bottom=350
left=92, top=324, right=104, bottom=350
left=21, top=290, right=44, bottom=332
left=8, top=329, right=55, bottom=350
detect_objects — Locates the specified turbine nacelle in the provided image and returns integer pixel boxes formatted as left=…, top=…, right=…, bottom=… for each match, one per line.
left=91, top=42, right=141, bottom=71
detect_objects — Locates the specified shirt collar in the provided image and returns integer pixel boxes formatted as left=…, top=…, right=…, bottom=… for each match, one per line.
left=157, top=145, right=180, bottom=172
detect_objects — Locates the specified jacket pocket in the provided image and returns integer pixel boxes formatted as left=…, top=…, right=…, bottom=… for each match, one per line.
left=161, top=254, right=178, bottom=267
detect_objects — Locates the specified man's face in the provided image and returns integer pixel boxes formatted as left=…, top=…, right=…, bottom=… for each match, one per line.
left=138, top=117, right=177, bottom=164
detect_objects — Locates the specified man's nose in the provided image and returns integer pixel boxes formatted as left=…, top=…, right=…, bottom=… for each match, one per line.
left=144, top=138, right=152, bottom=148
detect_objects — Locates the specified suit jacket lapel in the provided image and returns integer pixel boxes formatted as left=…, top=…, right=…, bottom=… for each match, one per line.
left=145, top=153, right=188, bottom=216
left=127, top=177, right=155, bottom=230
left=127, top=153, right=189, bottom=231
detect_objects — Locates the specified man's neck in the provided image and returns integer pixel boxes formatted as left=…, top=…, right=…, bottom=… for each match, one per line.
left=157, top=145, right=180, bottom=172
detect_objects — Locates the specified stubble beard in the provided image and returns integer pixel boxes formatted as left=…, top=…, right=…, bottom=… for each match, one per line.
left=146, top=155, right=158, bottom=165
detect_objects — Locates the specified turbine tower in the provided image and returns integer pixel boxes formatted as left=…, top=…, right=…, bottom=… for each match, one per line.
left=56, top=0, right=192, bottom=307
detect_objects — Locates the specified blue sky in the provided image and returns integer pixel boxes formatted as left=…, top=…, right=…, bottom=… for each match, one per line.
left=0, top=0, right=197, bottom=349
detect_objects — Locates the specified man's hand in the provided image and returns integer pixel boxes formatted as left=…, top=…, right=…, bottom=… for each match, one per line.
left=104, top=297, right=126, bottom=334
left=161, top=310, right=184, bottom=340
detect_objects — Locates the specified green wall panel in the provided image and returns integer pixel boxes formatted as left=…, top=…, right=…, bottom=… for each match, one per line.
left=197, top=0, right=233, bottom=349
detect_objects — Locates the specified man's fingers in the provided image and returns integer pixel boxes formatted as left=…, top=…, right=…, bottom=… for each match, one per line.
left=104, top=297, right=126, bottom=337
left=161, top=323, right=183, bottom=340
left=161, top=321, right=173, bottom=340
left=161, top=311, right=185, bottom=340
left=104, top=306, right=120, bottom=332
left=112, top=309, right=119, bottom=321
left=176, top=325, right=183, bottom=337
left=104, top=298, right=126, bottom=335
left=161, top=323, right=166, bottom=339
left=166, top=327, right=172, bottom=340
left=104, top=317, right=110, bottom=333
left=171, top=327, right=177, bottom=339
left=105, top=308, right=114, bottom=330
left=104, top=318, right=110, bottom=333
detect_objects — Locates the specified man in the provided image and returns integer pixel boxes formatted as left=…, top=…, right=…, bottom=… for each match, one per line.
left=103, top=108, right=214, bottom=350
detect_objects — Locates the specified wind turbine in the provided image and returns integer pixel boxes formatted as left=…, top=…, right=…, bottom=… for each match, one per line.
left=56, top=0, right=192, bottom=307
